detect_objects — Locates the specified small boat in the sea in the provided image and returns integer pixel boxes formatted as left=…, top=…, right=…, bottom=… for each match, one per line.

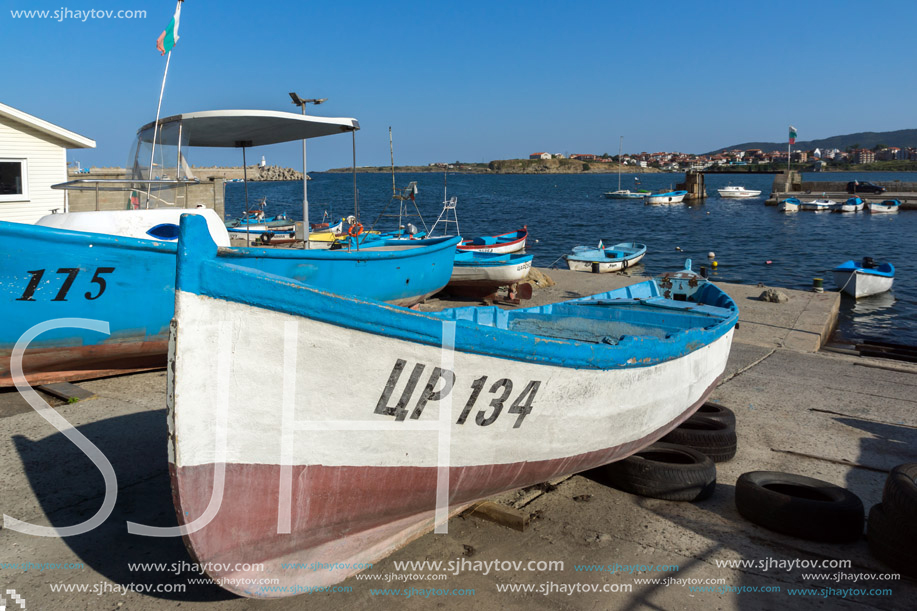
left=456, top=227, right=528, bottom=254
left=447, top=251, right=534, bottom=298
left=717, top=185, right=762, bottom=198
left=565, top=241, right=647, bottom=273
left=604, top=190, right=650, bottom=199
left=833, top=197, right=865, bottom=213
left=868, top=199, right=901, bottom=214
left=778, top=197, right=800, bottom=212
left=168, top=216, right=738, bottom=597
left=832, top=257, right=894, bottom=298
left=645, top=190, right=687, bottom=205
left=225, top=197, right=294, bottom=234
left=800, top=198, right=835, bottom=212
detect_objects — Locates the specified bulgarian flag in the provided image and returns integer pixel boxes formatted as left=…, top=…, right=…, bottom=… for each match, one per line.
left=156, top=1, right=182, bottom=56
left=789, top=126, right=797, bottom=145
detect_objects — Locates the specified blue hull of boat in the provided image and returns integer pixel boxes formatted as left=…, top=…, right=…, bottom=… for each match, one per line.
left=0, top=220, right=459, bottom=385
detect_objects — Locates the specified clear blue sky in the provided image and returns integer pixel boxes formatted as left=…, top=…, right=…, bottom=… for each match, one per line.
left=3, top=0, right=916, bottom=170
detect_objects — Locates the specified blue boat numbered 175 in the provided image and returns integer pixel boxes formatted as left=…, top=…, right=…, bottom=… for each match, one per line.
left=0, top=218, right=459, bottom=387
left=167, top=214, right=738, bottom=597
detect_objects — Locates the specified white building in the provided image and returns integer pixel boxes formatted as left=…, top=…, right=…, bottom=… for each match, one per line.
left=0, top=102, right=95, bottom=223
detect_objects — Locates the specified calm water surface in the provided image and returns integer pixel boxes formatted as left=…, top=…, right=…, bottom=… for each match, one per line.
left=226, top=172, right=917, bottom=346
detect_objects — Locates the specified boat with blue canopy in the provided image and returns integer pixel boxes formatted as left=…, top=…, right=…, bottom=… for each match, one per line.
left=167, top=213, right=738, bottom=597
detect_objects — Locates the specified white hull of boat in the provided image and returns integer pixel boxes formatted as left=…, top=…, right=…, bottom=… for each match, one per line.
left=778, top=201, right=799, bottom=212
left=868, top=203, right=900, bottom=214
left=565, top=251, right=646, bottom=273
left=169, top=288, right=734, bottom=597
left=832, top=271, right=894, bottom=298
left=449, top=259, right=533, bottom=285
left=459, top=240, right=526, bottom=255
left=35, top=208, right=231, bottom=246
left=800, top=200, right=835, bottom=212
left=645, top=194, right=686, bottom=205
left=717, top=188, right=762, bottom=198
left=835, top=203, right=865, bottom=213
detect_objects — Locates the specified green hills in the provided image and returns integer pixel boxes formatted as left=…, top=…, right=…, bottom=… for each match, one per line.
left=707, top=129, right=917, bottom=154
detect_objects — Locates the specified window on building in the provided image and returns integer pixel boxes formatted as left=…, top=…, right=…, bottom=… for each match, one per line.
left=0, top=159, right=28, bottom=201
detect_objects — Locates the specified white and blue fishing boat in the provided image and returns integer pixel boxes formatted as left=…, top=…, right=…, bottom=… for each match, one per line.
left=456, top=228, right=528, bottom=254
left=565, top=241, right=647, bottom=273
left=832, top=258, right=895, bottom=298
left=868, top=199, right=901, bottom=214
left=778, top=197, right=801, bottom=212
left=0, top=109, right=461, bottom=387
left=225, top=197, right=295, bottom=235
left=167, top=214, right=738, bottom=597
left=447, top=251, right=533, bottom=297
left=800, top=197, right=835, bottom=212
left=645, top=190, right=687, bottom=205
left=833, top=197, right=865, bottom=213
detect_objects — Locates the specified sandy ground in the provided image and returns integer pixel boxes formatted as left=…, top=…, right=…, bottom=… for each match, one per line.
left=1, top=269, right=914, bottom=610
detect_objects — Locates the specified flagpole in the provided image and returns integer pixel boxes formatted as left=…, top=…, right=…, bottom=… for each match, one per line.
left=146, top=49, right=171, bottom=208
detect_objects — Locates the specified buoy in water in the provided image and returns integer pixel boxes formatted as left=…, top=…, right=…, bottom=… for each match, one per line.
left=707, top=252, right=715, bottom=259
left=675, top=246, right=682, bottom=251
left=712, top=261, right=718, bottom=268
left=766, top=260, right=772, bottom=265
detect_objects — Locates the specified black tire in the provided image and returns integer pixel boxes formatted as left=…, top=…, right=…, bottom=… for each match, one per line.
left=735, top=471, right=864, bottom=543
left=694, top=402, right=736, bottom=428
left=882, top=464, right=917, bottom=524
left=867, top=503, right=917, bottom=577
left=661, top=415, right=737, bottom=462
left=600, top=442, right=716, bottom=502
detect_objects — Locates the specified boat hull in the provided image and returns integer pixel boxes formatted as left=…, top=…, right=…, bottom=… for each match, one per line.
left=645, top=192, right=687, bottom=205
left=832, top=270, right=894, bottom=298
left=447, top=257, right=533, bottom=296
left=456, top=229, right=527, bottom=254
left=566, top=251, right=645, bottom=272
left=0, top=222, right=458, bottom=386
left=717, top=189, right=761, bottom=198
left=868, top=203, right=900, bottom=214
left=169, top=288, right=733, bottom=598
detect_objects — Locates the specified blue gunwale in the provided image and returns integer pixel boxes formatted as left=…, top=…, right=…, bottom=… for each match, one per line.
left=178, top=215, right=738, bottom=370
left=832, top=260, right=895, bottom=278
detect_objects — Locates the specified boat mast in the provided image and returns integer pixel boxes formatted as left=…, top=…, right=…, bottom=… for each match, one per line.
left=618, top=136, right=623, bottom=192
left=389, top=127, right=400, bottom=228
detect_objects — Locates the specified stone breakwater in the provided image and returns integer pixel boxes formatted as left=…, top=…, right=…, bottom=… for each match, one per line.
left=198, top=165, right=305, bottom=182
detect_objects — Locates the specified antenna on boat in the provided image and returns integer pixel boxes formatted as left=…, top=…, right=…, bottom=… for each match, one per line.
left=389, top=127, right=396, bottom=199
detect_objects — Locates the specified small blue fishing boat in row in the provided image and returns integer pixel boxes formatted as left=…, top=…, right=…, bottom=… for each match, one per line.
left=868, top=199, right=901, bottom=214
left=447, top=251, right=534, bottom=298
left=168, top=215, right=738, bottom=597
left=833, top=197, right=864, bottom=213
left=645, top=190, right=687, bottom=205
left=832, top=257, right=895, bottom=298
left=565, top=241, right=647, bottom=273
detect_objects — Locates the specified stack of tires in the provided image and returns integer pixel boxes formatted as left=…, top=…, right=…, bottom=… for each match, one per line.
left=598, top=403, right=737, bottom=502
left=868, top=464, right=917, bottom=577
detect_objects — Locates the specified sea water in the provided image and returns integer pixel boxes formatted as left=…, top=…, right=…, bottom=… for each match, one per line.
left=226, top=172, right=917, bottom=346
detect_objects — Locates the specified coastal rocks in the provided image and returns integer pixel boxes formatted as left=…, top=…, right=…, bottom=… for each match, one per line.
left=759, top=288, right=789, bottom=303
left=526, top=268, right=555, bottom=288
left=253, top=165, right=304, bottom=181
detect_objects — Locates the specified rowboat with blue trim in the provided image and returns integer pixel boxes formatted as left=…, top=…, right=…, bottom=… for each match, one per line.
left=868, top=199, right=901, bottom=214
left=833, top=197, right=865, bottom=213
left=447, top=251, right=534, bottom=297
left=832, top=258, right=895, bottom=298
left=778, top=197, right=800, bottom=212
left=645, top=190, right=687, bottom=205
left=565, top=241, right=646, bottom=273
left=456, top=227, right=528, bottom=254
left=800, top=198, right=835, bottom=212
left=168, top=214, right=738, bottom=597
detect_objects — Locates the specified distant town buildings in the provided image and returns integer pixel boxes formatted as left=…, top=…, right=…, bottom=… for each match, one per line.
left=520, top=144, right=917, bottom=170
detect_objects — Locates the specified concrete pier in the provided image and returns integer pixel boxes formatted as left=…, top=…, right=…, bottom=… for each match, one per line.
left=1, top=271, right=913, bottom=610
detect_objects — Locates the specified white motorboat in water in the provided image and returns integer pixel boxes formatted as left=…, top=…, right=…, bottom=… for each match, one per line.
left=717, top=185, right=762, bottom=198
left=778, top=197, right=800, bottom=212
left=832, top=258, right=894, bottom=298
left=800, top=198, right=835, bottom=212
